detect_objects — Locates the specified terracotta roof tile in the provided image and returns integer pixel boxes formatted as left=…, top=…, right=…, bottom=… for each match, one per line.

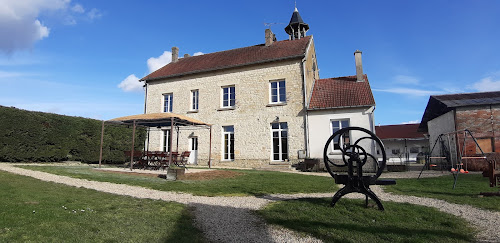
left=375, top=123, right=426, bottom=140
left=141, top=36, right=311, bottom=82
left=308, top=75, right=375, bottom=109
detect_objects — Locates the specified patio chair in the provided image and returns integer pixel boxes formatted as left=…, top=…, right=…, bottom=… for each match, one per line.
left=175, top=151, right=190, bottom=167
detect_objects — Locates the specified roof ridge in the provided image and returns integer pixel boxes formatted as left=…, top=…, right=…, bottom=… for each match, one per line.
left=433, top=90, right=500, bottom=97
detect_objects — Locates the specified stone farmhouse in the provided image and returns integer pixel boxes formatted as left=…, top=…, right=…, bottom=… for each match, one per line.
left=139, top=8, right=377, bottom=168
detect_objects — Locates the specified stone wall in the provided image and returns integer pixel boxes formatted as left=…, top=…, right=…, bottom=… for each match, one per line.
left=145, top=58, right=311, bottom=168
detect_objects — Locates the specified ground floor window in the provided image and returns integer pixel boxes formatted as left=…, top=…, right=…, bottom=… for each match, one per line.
left=331, top=119, right=350, bottom=150
left=222, top=126, right=234, bottom=160
left=163, top=130, right=170, bottom=152
left=271, top=122, right=288, bottom=161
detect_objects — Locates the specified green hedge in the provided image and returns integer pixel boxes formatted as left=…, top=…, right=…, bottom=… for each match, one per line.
left=0, top=106, right=146, bottom=163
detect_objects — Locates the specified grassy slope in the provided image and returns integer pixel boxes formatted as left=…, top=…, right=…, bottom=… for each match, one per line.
left=383, top=174, right=500, bottom=211
left=0, top=170, right=206, bottom=242
left=18, top=166, right=338, bottom=196
left=258, top=198, right=476, bottom=243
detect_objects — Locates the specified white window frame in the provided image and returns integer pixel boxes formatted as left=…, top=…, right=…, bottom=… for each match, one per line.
left=271, top=122, right=288, bottom=161
left=162, top=129, right=171, bottom=152
left=330, top=119, right=350, bottom=152
left=221, top=86, right=235, bottom=108
left=191, top=89, right=199, bottom=111
left=222, top=126, right=234, bottom=161
left=269, top=80, right=286, bottom=104
left=163, top=93, right=173, bottom=113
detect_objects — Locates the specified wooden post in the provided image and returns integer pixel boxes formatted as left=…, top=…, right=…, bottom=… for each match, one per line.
left=98, top=120, right=105, bottom=168
left=208, top=125, right=212, bottom=168
left=130, top=120, right=136, bottom=171
left=168, top=117, right=174, bottom=167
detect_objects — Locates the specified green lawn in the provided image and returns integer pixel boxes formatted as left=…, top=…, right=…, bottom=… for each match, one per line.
left=383, top=174, right=500, bottom=211
left=258, top=198, right=476, bottom=243
left=0, top=170, right=206, bottom=242
left=18, top=165, right=338, bottom=196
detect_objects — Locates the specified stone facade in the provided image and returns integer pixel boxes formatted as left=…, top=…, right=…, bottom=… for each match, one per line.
left=145, top=42, right=318, bottom=168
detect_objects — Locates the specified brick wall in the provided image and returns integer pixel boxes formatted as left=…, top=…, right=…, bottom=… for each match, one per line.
left=454, top=104, right=500, bottom=170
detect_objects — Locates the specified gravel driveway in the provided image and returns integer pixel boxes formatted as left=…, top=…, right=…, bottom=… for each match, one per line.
left=1, top=164, right=498, bottom=242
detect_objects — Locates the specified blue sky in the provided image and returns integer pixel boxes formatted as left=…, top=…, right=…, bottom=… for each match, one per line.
left=1, top=0, right=499, bottom=124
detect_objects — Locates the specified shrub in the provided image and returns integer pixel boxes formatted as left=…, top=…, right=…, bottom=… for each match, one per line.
left=0, top=106, right=145, bottom=163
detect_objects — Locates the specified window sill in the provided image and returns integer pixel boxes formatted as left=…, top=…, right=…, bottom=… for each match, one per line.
left=220, top=160, right=234, bottom=163
left=266, top=103, right=287, bottom=107
left=187, top=110, right=198, bottom=113
left=217, top=107, right=235, bottom=111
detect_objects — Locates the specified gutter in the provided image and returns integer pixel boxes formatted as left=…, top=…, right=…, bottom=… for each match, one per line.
left=307, top=104, right=375, bottom=111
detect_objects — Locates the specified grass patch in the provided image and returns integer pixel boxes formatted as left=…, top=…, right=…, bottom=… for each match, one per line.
left=18, top=166, right=337, bottom=196
left=0, top=170, right=206, bottom=242
left=258, top=198, right=476, bottom=243
left=383, top=174, right=500, bottom=211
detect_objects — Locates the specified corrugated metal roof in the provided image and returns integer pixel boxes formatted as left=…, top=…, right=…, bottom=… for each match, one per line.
left=418, top=91, right=500, bottom=132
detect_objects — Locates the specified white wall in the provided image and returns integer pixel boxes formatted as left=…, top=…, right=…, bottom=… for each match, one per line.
left=428, top=110, right=456, bottom=157
left=307, top=106, right=375, bottom=160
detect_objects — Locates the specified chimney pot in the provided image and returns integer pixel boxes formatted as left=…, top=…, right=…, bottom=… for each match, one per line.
left=172, top=47, right=179, bottom=62
left=265, top=29, right=276, bottom=46
left=184, top=53, right=190, bottom=58
left=354, top=50, right=364, bottom=82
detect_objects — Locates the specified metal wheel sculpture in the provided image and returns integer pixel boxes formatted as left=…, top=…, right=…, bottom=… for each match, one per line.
left=323, top=127, right=393, bottom=210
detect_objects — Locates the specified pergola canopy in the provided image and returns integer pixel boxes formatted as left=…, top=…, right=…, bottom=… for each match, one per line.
left=99, top=112, right=212, bottom=170
left=108, top=112, right=211, bottom=127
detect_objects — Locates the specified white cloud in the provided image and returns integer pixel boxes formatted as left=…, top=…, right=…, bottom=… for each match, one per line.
left=393, top=75, right=419, bottom=85
left=87, top=8, right=102, bottom=20
left=0, top=0, right=103, bottom=52
left=71, top=4, right=84, bottom=13
left=471, top=76, right=500, bottom=92
left=372, top=87, right=442, bottom=96
left=118, top=74, right=144, bottom=92
left=0, top=0, right=69, bottom=53
left=193, top=52, right=204, bottom=56
left=401, top=120, right=420, bottom=124
left=147, top=51, right=172, bottom=73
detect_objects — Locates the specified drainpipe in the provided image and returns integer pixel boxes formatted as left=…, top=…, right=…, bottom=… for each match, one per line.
left=143, top=82, right=148, bottom=114
left=301, top=57, right=310, bottom=158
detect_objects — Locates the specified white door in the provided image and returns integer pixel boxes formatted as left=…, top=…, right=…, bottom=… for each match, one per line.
left=188, top=137, right=198, bottom=164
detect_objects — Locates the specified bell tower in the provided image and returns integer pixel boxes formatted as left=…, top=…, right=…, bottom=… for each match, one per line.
left=284, top=6, right=309, bottom=40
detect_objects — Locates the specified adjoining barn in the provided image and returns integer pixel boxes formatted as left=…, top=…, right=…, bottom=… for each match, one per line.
left=419, top=91, right=500, bottom=171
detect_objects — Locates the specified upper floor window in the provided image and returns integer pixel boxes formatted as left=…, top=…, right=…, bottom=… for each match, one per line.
left=191, top=90, right=199, bottom=111
left=222, top=86, right=235, bottom=108
left=270, top=80, right=286, bottom=103
left=163, top=93, right=173, bottom=113
left=331, top=119, right=350, bottom=150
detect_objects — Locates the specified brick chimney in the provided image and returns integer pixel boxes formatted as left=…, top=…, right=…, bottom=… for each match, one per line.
left=265, top=29, right=276, bottom=46
left=172, top=47, right=179, bottom=62
left=354, top=50, right=364, bottom=82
